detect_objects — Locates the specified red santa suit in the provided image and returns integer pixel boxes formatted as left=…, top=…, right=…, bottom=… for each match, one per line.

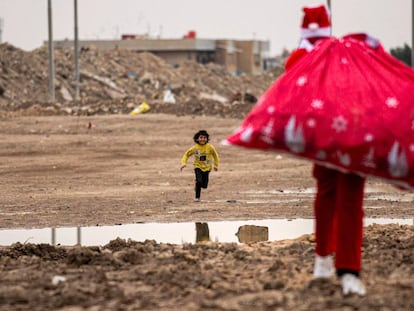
left=285, top=5, right=365, bottom=276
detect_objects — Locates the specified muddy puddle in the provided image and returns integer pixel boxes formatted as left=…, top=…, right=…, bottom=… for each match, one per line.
left=0, top=218, right=412, bottom=247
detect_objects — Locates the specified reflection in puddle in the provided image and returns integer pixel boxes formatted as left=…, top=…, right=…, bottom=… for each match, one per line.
left=0, top=218, right=412, bottom=247
left=195, top=222, right=210, bottom=242
left=236, top=225, right=269, bottom=243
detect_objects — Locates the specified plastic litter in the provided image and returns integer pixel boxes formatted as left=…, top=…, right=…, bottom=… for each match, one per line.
left=130, top=102, right=150, bottom=115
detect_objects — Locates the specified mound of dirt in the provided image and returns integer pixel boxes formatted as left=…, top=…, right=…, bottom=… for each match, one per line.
left=0, top=224, right=413, bottom=310
left=0, top=43, right=284, bottom=118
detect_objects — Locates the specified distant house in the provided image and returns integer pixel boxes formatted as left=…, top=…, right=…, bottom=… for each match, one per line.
left=51, top=31, right=270, bottom=75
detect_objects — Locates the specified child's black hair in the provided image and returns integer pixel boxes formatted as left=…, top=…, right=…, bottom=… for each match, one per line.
left=193, top=130, right=210, bottom=143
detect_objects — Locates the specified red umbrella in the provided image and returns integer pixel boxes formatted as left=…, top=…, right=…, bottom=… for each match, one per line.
left=224, top=34, right=414, bottom=189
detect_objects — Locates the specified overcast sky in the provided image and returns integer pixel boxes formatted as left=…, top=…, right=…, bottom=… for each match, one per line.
left=0, top=0, right=412, bottom=55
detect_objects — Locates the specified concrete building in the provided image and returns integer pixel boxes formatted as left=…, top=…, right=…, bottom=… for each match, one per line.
left=52, top=32, right=270, bottom=75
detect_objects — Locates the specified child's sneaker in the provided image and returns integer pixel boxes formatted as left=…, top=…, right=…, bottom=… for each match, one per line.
left=313, top=255, right=334, bottom=279
left=194, top=198, right=200, bottom=202
left=341, top=273, right=366, bottom=296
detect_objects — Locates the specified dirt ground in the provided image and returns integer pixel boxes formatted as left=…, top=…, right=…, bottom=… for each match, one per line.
left=0, top=113, right=414, bottom=310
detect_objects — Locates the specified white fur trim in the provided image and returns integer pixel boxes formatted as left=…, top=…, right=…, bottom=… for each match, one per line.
left=365, top=35, right=379, bottom=48
left=298, top=39, right=314, bottom=52
left=301, top=27, right=331, bottom=38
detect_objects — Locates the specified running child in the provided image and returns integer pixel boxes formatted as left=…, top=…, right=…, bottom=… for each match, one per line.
left=180, top=130, right=219, bottom=201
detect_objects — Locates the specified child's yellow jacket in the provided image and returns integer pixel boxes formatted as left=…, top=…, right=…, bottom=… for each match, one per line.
left=181, top=143, right=219, bottom=172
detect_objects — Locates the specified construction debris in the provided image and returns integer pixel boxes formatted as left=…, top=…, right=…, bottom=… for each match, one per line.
left=0, top=43, right=284, bottom=118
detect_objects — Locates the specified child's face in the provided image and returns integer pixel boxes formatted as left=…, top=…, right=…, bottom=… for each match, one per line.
left=197, top=135, right=207, bottom=144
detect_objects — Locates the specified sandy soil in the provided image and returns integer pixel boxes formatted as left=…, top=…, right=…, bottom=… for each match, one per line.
left=0, top=114, right=413, bottom=310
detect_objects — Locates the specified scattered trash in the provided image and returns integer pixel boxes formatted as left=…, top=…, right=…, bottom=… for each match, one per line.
left=199, top=92, right=227, bottom=103
left=52, top=275, right=67, bottom=285
left=163, top=88, right=176, bottom=104
left=60, top=86, right=73, bottom=101
left=130, top=102, right=150, bottom=115
left=81, top=70, right=125, bottom=94
left=127, top=71, right=137, bottom=80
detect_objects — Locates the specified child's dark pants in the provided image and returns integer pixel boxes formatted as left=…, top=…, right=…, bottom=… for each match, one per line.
left=194, top=168, right=210, bottom=199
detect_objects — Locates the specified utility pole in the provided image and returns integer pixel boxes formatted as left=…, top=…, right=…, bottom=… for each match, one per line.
left=327, top=0, right=332, bottom=35
left=74, top=0, right=80, bottom=99
left=0, top=18, right=3, bottom=44
left=412, top=0, right=414, bottom=67
left=47, top=0, right=55, bottom=102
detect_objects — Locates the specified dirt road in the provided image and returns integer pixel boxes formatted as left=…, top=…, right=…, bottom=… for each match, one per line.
left=0, top=114, right=413, bottom=310
left=1, top=114, right=412, bottom=229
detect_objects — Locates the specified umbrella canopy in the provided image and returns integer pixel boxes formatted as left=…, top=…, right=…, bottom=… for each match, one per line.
left=224, top=34, right=414, bottom=189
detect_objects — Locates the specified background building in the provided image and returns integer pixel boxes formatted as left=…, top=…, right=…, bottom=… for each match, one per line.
left=52, top=31, right=270, bottom=75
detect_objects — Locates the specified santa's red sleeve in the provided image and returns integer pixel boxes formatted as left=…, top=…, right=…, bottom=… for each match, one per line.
left=284, top=48, right=308, bottom=71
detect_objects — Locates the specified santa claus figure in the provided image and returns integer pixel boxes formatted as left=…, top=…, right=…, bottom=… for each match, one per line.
left=225, top=3, right=414, bottom=296
left=289, top=4, right=367, bottom=297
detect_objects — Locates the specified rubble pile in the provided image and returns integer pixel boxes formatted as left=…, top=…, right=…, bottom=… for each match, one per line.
left=0, top=43, right=284, bottom=118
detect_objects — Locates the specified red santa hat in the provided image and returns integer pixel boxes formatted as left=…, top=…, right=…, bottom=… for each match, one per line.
left=300, top=5, right=331, bottom=39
